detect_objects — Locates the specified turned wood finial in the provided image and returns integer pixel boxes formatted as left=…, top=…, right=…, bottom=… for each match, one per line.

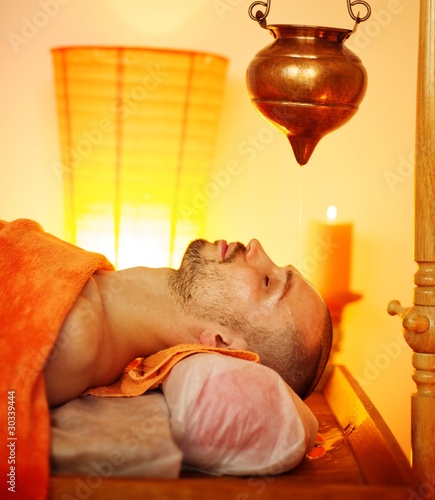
left=387, top=300, right=430, bottom=336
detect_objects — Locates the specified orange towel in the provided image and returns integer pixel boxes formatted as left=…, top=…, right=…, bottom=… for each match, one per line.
left=85, top=344, right=260, bottom=397
left=0, top=219, right=113, bottom=500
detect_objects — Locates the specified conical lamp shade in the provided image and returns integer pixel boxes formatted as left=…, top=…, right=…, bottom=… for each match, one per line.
left=52, top=47, right=228, bottom=268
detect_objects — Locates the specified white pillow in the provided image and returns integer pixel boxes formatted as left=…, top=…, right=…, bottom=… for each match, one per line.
left=162, top=353, right=318, bottom=476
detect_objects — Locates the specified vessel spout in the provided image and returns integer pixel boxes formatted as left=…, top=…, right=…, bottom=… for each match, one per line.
left=288, top=136, right=320, bottom=166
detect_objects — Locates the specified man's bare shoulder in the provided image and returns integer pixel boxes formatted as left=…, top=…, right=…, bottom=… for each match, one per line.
left=43, top=275, right=108, bottom=407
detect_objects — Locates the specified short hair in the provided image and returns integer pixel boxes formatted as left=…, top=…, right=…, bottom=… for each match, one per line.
left=237, top=306, right=333, bottom=399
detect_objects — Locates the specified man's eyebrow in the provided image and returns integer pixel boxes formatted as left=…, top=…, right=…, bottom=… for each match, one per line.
left=279, top=269, right=293, bottom=301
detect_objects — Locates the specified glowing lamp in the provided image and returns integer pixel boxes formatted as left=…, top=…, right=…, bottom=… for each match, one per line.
left=52, top=47, right=228, bottom=269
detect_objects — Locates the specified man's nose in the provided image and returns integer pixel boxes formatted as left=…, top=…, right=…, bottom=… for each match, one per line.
left=246, top=239, right=274, bottom=266
left=246, top=239, right=262, bottom=262
left=247, top=240, right=288, bottom=278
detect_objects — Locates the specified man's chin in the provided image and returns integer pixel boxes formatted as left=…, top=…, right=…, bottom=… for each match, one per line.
left=178, top=239, right=208, bottom=268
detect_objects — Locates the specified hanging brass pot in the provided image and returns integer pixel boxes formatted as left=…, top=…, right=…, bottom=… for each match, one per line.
left=246, top=24, right=368, bottom=165
left=245, top=1, right=371, bottom=165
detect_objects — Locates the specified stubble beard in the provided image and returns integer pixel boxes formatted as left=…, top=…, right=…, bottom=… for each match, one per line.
left=168, top=239, right=246, bottom=330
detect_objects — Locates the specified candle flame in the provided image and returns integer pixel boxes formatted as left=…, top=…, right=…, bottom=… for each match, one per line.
left=326, top=205, right=337, bottom=221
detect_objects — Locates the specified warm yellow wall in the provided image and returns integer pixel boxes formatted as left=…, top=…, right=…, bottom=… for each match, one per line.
left=1, top=0, right=419, bottom=457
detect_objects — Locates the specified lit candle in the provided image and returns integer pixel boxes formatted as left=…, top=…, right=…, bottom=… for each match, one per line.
left=306, top=206, right=352, bottom=301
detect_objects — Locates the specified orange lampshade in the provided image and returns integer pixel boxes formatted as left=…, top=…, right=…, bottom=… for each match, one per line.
left=51, top=47, right=228, bottom=269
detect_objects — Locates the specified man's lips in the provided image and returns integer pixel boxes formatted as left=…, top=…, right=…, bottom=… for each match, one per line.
left=218, top=240, right=242, bottom=260
left=224, top=241, right=239, bottom=260
left=220, top=240, right=228, bottom=260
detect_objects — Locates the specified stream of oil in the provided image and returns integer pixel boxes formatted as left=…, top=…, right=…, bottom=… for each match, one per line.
left=298, top=166, right=304, bottom=272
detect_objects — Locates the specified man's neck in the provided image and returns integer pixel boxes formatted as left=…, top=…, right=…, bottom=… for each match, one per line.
left=93, top=267, right=199, bottom=362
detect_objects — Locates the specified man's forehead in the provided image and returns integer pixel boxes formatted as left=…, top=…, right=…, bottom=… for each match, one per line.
left=285, top=274, right=324, bottom=327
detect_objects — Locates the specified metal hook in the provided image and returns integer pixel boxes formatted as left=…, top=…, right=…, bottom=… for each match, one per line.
left=346, top=0, right=371, bottom=23
left=339, top=17, right=360, bottom=42
left=248, top=0, right=271, bottom=29
left=248, top=0, right=371, bottom=31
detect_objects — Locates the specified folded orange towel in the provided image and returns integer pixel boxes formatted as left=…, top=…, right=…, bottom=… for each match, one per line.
left=0, top=219, right=113, bottom=500
left=85, top=344, right=260, bottom=397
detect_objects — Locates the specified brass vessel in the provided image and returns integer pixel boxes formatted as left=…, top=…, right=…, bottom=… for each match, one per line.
left=246, top=25, right=368, bottom=165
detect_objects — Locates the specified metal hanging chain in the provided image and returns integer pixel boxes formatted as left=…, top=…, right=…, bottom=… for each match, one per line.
left=248, top=0, right=371, bottom=29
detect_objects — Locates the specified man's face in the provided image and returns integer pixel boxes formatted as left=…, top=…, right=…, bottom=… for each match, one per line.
left=172, top=238, right=325, bottom=347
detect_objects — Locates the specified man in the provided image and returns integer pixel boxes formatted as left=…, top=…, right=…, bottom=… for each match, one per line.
left=43, top=237, right=332, bottom=407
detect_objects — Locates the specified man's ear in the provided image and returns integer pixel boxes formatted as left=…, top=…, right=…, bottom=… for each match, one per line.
left=199, top=329, right=225, bottom=348
left=199, top=328, right=248, bottom=350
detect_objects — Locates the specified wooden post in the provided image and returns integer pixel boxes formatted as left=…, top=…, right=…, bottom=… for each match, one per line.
left=389, top=0, right=435, bottom=485
left=412, top=0, right=435, bottom=483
